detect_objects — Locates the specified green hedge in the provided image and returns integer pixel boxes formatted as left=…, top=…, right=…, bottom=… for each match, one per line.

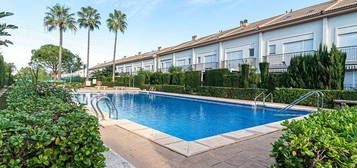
left=223, top=73, right=240, bottom=87
left=144, top=85, right=357, bottom=108
left=0, top=82, right=107, bottom=167
left=142, top=85, right=186, bottom=94
left=204, top=69, right=230, bottom=86
left=271, top=107, right=357, bottom=167
left=134, top=73, right=145, bottom=88
left=185, top=71, right=201, bottom=89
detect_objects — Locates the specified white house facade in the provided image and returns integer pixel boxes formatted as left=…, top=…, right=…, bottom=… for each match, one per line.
left=89, top=0, right=357, bottom=89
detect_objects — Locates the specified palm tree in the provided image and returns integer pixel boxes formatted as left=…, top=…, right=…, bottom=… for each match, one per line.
left=44, top=4, right=76, bottom=81
left=0, top=11, right=18, bottom=47
left=77, top=6, right=101, bottom=82
left=107, top=9, right=127, bottom=82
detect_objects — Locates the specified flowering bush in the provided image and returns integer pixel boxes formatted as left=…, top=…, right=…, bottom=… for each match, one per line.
left=0, top=82, right=107, bottom=167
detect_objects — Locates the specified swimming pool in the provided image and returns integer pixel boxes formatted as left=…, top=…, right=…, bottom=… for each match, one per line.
left=78, top=91, right=310, bottom=141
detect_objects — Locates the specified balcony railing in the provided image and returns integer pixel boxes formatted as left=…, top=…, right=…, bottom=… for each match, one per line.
left=344, top=84, right=357, bottom=90
left=223, top=58, right=256, bottom=70
left=159, top=68, right=170, bottom=73
left=339, top=46, right=357, bottom=64
left=263, top=50, right=316, bottom=68
left=193, top=62, right=219, bottom=71
left=177, top=65, right=193, bottom=71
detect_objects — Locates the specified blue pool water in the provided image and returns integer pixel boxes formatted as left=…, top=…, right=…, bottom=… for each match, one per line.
left=78, top=92, right=310, bottom=141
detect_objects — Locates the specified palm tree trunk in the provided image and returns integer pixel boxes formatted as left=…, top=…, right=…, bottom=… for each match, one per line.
left=86, top=28, right=91, bottom=81
left=112, top=31, right=118, bottom=82
left=57, top=28, right=63, bottom=82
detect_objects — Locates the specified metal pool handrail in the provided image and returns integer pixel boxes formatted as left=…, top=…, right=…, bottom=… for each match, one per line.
left=263, top=92, right=273, bottom=105
left=254, top=91, right=265, bottom=107
left=279, top=90, right=324, bottom=112
left=95, top=96, right=119, bottom=120
left=90, top=96, right=105, bottom=120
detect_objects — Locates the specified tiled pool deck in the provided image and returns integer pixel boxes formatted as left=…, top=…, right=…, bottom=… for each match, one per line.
left=84, top=90, right=316, bottom=167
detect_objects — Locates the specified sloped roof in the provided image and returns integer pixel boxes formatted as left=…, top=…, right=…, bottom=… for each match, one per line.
left=90, top=0, right=357, bottom=70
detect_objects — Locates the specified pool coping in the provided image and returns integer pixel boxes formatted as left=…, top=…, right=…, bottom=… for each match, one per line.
left=82, top=90, right=314, bottom=157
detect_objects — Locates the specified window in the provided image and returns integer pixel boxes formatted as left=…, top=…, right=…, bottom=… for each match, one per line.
left=176, top=59, right=185, bottom=66
left=227, top=50, right=243, bottom=60
left=204, top=55, right=217, bottom=63
left=249, top=48, right=255, bottom=57
left=197, top=57, right=201, bottom=64
left=188, top=58, right=192, bottom=65
left=269, top=45, right=276, bottom=55
left=284, top=39, right=313, bottom=53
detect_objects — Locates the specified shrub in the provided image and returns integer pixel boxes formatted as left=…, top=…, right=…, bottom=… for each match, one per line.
left=197, top=86, right=266, bottom=100
left=171, top=72, right=185, bottom=85
left=150, top=72, right=163, bottom=85
left=142, top=85, right=186, bottom=94
left=0, top=82, right=107, bottom=167
left=241, top=64, right=250, bottom=88
left=134, top=73, right=145, bottom=88
left=223, top=73, right=240, bottom=88
left=161, top=73, right=171, bottom=84
left=259, top=62, right=269, bottom=88
left=204, top=69, right=230, bottom=86
left=271, top=107, right=357, bottom=168
left=185, top=71, right=201, bottom=89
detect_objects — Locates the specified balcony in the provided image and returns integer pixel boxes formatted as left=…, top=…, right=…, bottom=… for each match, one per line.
left=223, top=58, right=256, bottom=70
left=263, top=50, right=316, bottom=72
left=177, top=65, right=193, bottom=71
left=339, top=46, right=357, bottom=65
left=193, top=62, right=219, bottom=71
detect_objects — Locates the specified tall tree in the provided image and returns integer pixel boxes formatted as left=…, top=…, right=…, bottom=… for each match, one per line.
left=31, top=44, right=82, bottom=80
left=44, top=4, right=76, bottom=81
left=77, top=6, right=101, bottom=82
left=107, top=9, right=127, bottom=82
left=0, top=11, right=18, bottom=47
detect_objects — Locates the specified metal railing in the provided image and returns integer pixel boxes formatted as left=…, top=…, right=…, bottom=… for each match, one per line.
left=280, top=91, right=324, bottom=112
left=193, top=62, right=219, bottom=71
left=223, top=58, right=256, bottom=70
left=177, top=65, right=193, bottom=71
left=254, top=91, right=273, bottom=107
left=90, top=95, right=119, bottom=120
left=339, top=45, right=357, bottom=62
left=263, top=50, right=316, bottom=67
left=344, top=84, right=357, bottom=90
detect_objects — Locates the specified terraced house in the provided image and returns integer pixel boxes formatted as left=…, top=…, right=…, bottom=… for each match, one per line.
left=89, top=0, right=357, bottom=89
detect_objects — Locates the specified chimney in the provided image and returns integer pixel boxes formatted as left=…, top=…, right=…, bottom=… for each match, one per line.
left=158, top=46, right=162, bottom=51
left=138, top=52, right=142, bottom=55
left=240, top=19, right=248, bottom=27
left=192, top=35, right=197, bottom=41
left=124, top=56, right=127, bottom=58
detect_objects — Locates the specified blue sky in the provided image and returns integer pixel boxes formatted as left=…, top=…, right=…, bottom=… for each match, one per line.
left=1, top=0, right=326, bottom=69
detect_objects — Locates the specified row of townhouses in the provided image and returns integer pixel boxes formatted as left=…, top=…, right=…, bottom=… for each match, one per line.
left=89, top=0, right=357, bottom=89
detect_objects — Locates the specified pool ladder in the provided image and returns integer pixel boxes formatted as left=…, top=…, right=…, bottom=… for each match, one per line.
left=254, top=92, right=273, bottom=108
left=90, top=95, right=119, bottom=120
left=279, top=91, right=324, bottom=112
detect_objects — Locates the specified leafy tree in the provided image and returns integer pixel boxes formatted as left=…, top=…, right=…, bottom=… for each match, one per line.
left=0, top=11, right=18, bottom=47
left=30, top=44, right=82, bottom=80
left=107, top=9, right=127, bottom=82
left=77, top=6, right=101, bottom=81
left=44, top=4, right=76, bottom=80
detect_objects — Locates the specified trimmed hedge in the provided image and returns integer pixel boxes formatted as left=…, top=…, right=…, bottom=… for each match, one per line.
left=204, top=69, right=230, bottom=86
left=0, top=82, right=107, bottom=167
left=185, top=71, right=201, bottom=89
left=144, top=85, right=357, bottom=108
left=142, top=85, right=186, bottom=94
left=271, top=107, right=357, bottom=167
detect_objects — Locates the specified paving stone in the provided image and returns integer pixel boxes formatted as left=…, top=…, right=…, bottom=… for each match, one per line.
left=222, top=130, right=255, bottom=140
left=196, top=136, right=236, bottom=148
left=211, top=162, right=237, bottom=168
left=265, top=121, right=285, bottom=129
left=246, top=125, right=278, bottom=134
left=155, top=136, right=183, bottom=145
left=117, top=123, right=149, bottom=131
left=165, top=141, right=210, bottom=156
left=134, top=129, right=170, bottom=141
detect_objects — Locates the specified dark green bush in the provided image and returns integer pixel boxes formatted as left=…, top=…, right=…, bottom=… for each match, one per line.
left=197, top=86, right=265, bottom=100
left=0, top=82, right=107, bottom=167
left=204, top=69, right=230, bottom=86
left=259, top=62, right=269, bottom=88
left=185, top=71, right=201, bottom=89
left=134, top=73, right=145, bottom=88
left=241, top=64, right=250, bottom=88
left=150, top=72, right=163, bottom=85
left=171, top=72, right=185, bottom=85
left=273, top=88, right=357, bottom=108
left=223, top=73, right=240, bottom=87
left=271, top=107, right=357, bottom=168
left=161, top=73, right=171, bottom=84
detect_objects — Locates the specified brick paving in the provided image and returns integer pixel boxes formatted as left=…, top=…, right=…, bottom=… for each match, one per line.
left=100, top=125, right=282, bottom=168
